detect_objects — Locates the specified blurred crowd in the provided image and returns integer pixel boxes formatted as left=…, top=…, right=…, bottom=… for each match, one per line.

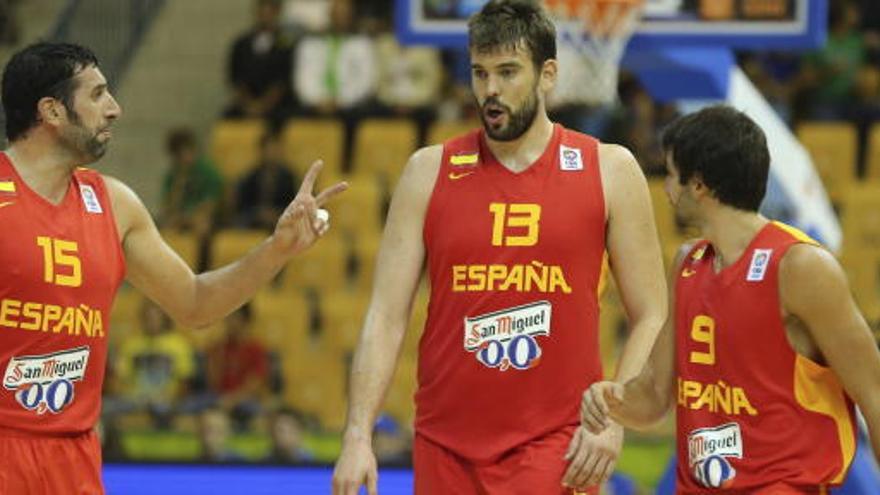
left=97, top=0, right=880, bottom=465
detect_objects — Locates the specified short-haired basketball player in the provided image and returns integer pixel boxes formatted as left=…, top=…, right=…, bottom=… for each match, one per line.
left=0, top=42, right=345, bottom=493
left=332, top=1, right=667, bottom=493
left=582, top=105, right=880, bottom=493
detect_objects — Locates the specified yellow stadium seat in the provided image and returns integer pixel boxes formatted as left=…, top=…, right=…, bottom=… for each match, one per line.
left=839, top=184, right=880, bottom=322
left=866, top=122, right=880, bottom=182
left=209, top=229, right=267, bottom=269
left=280, top=233, right=349, bottom=292
left=352, top=119, right=418, bottom=186
left=209, top=119, right=266, bottom=181
left=350, top=233, right=382, bottom=293
left=330, top=176, right=385, bottom=240
left=282, top=118, right=345, bottom=187
left=252, top=289, right=311, bottom=349
left=109, top=287, right=143, bottom=343
left=319, top=290, right=370, bottom=353
left=159, top=228, right=201, bottom=268
left=796, top=122, right=857, bottom=204
left=427, top=120, right=479, bottom=146
left=282, top=342, right=347, bottom=431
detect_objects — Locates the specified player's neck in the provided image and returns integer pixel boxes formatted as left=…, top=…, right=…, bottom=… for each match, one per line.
left=6, top=135, right=79, bottom=205
left=701, top=207, right=768, bottom=270
left=484, top=113, right=554, bottom=174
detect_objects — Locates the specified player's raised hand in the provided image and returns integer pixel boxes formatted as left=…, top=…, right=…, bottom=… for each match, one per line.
left=581, top=381, right=624, bottom=434
left=272, top=160, right=347, bottom=257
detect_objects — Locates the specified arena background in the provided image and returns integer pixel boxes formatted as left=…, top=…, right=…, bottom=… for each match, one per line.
left=0, top=0, right=877, bottom=493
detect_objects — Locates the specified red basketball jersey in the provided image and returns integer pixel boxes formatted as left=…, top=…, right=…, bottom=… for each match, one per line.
left=675, top=222, right=856, bottom=492
left=0, top=153, right=125, bottom=434
left=417, top=124, right=607, bottom=462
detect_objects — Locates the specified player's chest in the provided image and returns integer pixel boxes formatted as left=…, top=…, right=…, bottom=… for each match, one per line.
left=0, top=200, right=121, bottom=294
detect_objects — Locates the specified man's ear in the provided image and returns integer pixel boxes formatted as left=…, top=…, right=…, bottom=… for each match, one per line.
left=539, top=58, right=558, bottom=93
left=37, top=97, right=65, bottom=126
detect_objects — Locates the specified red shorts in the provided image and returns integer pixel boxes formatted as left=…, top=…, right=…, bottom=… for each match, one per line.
left=414, top=426, right=599, bottom=495
left=0, top=428, right=104, bottom=495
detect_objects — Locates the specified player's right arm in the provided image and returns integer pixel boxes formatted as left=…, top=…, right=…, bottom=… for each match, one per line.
left=332, top=145, right=442, bottom=495
left=581, top=244, right=692, bottom=433
left=780, top=244, right=880, bottom=463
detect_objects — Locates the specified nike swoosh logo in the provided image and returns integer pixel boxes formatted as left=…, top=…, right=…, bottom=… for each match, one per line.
left=449, top=171, right=475, bottom=180
left=0, top=201, right=15, bottom=209
left=681, top=268, right=697, bottom=278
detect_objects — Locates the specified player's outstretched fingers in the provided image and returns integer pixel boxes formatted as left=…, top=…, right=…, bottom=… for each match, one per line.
left=315, top=180, right=349, bottom=207
left=299, top=159, right=324, bottom=195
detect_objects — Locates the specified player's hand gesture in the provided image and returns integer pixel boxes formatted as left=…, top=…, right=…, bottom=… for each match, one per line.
left=562, top=423, right=623, bottom=491
left=580, top=381, right=624, bottom=434
left=332, top=436, right=378, bottom=495
left=271, top=160, right=347, bottom=257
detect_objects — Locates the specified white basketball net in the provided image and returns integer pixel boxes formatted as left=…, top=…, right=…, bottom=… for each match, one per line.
left=548, top=0, right=644, bottom=105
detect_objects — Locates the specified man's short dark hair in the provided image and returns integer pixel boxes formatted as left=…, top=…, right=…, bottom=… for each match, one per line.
left=2, top=42, right=99, bottom=142
left=661, top=105, right=770, bottom=212
left=468, top=0, right=556, bottom=71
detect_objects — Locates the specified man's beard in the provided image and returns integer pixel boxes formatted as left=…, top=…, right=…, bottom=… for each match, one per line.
left=479, top=89, right=540, bottom=142
left=62, top=110, right=108, bottom=162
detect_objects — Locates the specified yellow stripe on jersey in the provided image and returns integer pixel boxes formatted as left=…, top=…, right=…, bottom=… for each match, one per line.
left=793, top=355, right=856, bottom=483
left=450, top=153, right=478, bottom=166
left=596, top=251, right=610, bottom=298
left=772, top=221, right=820, bottom=246
left=0, top=181, right=15, bottom=193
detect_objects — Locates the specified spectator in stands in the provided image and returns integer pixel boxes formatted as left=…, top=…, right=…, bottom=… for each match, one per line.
left=206, top=304, right=271, bottom=431
left=605, top=75, right=677, bottom=177
left=160, top=127, right=224, bottom=237
left=105, top=299, right=197, bottom=429
left=226, top=0, right=296, bottom=124
left=294, top=0, right=377, bottom=168
left=265, top=407, right=315, bottom=463
left=233, top=130, right=298, bottom=230
left=798, top=0, right=866, bottom=120
left=198, top=407, right=245, bottom=462
left=374, top=33, right=444, bottom=145
left=294, top=0, right=377, bottom=116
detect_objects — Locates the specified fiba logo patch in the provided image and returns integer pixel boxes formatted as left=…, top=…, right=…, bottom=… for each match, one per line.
left=687, top=422, right=742, bottom=489
left=746, top=249, right=773, bottom=282
left=559, top=145, right=583, bottom=171
left=464, top=301, right=551, bottom=371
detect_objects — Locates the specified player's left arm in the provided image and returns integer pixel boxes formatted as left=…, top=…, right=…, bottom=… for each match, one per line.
left=600, top=143, right=668, bottom=382
left=107, top=160, right=346, bottom=328
left=561, top=145, right=668, bottom=490
left=780, top=243, right=880, bottom=463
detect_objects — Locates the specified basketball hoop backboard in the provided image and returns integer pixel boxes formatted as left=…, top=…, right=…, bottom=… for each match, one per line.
left=396, top=0, right=826, bottom=50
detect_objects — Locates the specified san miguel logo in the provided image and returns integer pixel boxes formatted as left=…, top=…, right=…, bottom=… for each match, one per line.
left=3, top=346, right=90, bottom=414
left=463, top=301, right=551, bottom=371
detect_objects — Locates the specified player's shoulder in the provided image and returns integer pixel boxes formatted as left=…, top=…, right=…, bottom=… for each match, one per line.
left=394, top=144, right=444, bottom=195
left=779, top=241, right=840, bottom=281
left=597, top=143, right=640, bottom=174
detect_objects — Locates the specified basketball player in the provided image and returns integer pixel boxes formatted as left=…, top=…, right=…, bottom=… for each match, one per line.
left=332, top=1, right=667, bottom=493
left=581, top=105, right=880, bottom=493
left=0, top=42, right=345, bottom=493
